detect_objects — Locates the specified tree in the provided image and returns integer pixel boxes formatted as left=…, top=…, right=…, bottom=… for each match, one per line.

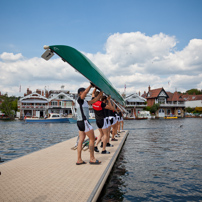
left=150, top=103, right=160, bottom=114
left=185, top=107, right=195, bottom=113
left=0, top=95, right=17, bottom=117
left=186, top=89, right=202, bottom=95
left=144, top=106, right=151, bottom=111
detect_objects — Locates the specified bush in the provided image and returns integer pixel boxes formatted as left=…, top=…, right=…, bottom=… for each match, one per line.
left=185, top=107, right=195, bottom=113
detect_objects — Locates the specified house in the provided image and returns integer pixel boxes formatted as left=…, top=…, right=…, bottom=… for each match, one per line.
left=19, top=88, right=94, bottom=119
left=19, top=92, right=49, bottom=118
left=124, top=93, right=146, bottom=117
left=47, top=91, right=75, bottom=115
left=145, top=86, right=185, bottom=118
left=182, top=93, right=202, bottom=108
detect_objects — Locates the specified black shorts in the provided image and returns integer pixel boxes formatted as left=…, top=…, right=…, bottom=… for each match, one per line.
left=77, top=120, right=93, bottom=132
left=96, top=118, right=108, bottom=129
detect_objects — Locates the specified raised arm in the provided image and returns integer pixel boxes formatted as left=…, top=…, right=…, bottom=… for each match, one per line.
left=88, top=91, right=103, bottom=105
left=80, top=84, right=93, bottom=100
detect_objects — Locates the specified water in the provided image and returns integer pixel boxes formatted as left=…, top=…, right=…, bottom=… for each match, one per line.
left=1, top=119, right=202, bottom=201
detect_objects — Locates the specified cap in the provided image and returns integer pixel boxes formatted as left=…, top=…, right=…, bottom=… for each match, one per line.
left=78, top=87, right=85, bottom=94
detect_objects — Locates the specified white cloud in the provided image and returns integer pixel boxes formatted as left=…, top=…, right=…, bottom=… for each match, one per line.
left=0, top=52, right=23, bottom=61
left=0, top=32, right=202, bottom=97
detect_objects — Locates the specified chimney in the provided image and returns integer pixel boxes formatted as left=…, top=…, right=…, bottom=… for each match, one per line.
left=148, top=85, right=151, bottom=92
left=0, top=91, right=1, bottom=96
left=139, top=91, right=140, bottom=96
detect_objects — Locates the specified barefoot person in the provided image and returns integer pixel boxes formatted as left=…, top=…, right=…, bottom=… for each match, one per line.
left=76, top=84, right=102, bottom=165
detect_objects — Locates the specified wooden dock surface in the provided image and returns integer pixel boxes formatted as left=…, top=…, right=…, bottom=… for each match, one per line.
left=0, top=130, right=129, bottom=202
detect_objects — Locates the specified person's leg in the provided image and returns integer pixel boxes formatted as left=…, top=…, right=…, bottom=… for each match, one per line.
left=102, top=128, right=109, bottom=152
left=121, top=120, right=124, bottom=130
left=95, top=128, right=103, bottom=147
left=107, top=125, right=111, bottom=143
left=118, top=121, right=121, bottom=133
left=77, top=131, right=86, bottom=163
left=111, top=121, right=118, bottom=141
left=86, top=129, right=101, bottom=163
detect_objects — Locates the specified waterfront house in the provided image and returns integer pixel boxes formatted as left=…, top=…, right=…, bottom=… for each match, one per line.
left=145, top=86, right=185, bottom=118
left=124, top=93, right=147, bottom=117
left=182, top=93, right=202, bottom=108
left=19, top=87, right=95, bottom=119
left=19, top=92, right=48, bottom=118
left=47, top=91, right=75, bottom=115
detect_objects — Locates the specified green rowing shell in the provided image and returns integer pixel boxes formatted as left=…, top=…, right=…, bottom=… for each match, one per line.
left=48, top=45, right=125, bottom=105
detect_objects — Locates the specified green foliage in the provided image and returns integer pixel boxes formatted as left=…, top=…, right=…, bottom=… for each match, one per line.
left=186, top=89, right=202, bottom=95
left=144, top=106, right=151, bottom=111
left=185, top=107, right=195, bottom=113
left=0, top=95, right=18, bottom=117
left=150, top=103, right=160, bottom=114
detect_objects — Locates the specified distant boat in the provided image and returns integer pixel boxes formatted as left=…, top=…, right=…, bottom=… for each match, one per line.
left=164, top=116, right=178, bottom=119
left=25, top=113, right=70, bottom=123
left=0, top=113, right=14, bottom=121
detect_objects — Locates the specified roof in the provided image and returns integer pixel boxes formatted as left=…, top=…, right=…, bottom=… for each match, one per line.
left=172, top=91, right=184, bottom=102
left=182, top=94, right=202, bottom=101
left=125, top=93, right=146, bottom=102
left=146, top=88, right=168, bottom=99
left=145, top=86, right=184, bottom=102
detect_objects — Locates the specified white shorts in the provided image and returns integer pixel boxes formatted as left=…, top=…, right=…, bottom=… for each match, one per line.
left=109, top=116, right=116, bottom=126
left=106, top=117, right=111, bottom=127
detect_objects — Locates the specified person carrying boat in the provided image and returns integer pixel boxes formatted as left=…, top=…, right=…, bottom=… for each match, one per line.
left=119, top=109, right=124, bottom=132
left=108, top=101, right=119, bottom=141
left=92, top=90, right=114, bottom=154
left=94, top=96, right=115, bottom=151
left=76, top=84, right=102, bottom=165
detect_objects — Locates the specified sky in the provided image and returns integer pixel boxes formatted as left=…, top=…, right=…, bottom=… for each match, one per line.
left=0, top=0, right=202, bottom=97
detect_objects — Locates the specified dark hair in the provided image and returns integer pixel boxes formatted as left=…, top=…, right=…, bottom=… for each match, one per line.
left=78, top=88, right=85, bottom=94
left=101, top=96, right=107, bottom=102
left=94, top=91, right=100, bottom=97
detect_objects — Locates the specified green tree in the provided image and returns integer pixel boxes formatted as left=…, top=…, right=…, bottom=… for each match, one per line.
left=186, top=89, right=202, bottom=95
left=144, top=106, right=151, bottom=111
left=185, top=107, right=195, bottom=113
left=150, top=103, right=160, bottom=114
left=0, top=95, right=16, bottom=117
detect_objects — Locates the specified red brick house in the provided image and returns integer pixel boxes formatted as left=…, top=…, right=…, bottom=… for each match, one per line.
left=145, top=86, right=185, bottom=118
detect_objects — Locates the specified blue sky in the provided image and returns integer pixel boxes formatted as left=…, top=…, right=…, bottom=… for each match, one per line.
left=0, top=0, right=202, bottom=96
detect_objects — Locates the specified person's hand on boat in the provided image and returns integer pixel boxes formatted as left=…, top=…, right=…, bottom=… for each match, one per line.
left=107, top=95, right=111, bottom=100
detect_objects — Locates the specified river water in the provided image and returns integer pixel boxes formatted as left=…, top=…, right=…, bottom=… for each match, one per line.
left=0, top=118, right=202, bottom=201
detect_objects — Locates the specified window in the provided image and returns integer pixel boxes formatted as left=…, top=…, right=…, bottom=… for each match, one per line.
left=159, top=109, right=164, bottom=113
left=51, top=101, right=57, bottom=106
left=158, top=97, right=165, bottom=104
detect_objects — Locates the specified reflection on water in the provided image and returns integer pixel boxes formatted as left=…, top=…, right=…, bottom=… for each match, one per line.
left=1, top=119, right=202, bottom=201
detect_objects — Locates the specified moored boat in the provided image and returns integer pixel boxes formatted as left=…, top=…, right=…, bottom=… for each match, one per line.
left=164, top=116, right=178, bottom=119
left=25, top=113, right=70, bottom=123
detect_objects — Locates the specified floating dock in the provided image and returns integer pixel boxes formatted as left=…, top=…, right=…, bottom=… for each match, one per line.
left=0, top=130, right=129, bottom=202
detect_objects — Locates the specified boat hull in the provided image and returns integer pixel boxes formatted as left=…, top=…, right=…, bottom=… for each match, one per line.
left=25, top=118, right=70, bottom=123
left=164, top=117, right=178, bottom=119
left=47, top=45, right=125, bottom=106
